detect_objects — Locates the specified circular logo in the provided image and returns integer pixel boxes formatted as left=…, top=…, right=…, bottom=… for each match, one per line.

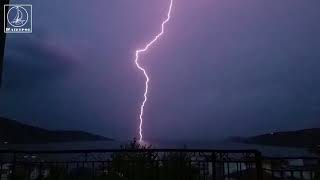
left=7, top=6, right=29, bottom=27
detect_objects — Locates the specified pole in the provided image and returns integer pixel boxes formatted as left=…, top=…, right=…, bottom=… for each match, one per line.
left=0, top=0, right=10, bottom=88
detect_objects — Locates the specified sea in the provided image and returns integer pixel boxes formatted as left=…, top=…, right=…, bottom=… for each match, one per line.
left=0, top=140, right=316, bottom=157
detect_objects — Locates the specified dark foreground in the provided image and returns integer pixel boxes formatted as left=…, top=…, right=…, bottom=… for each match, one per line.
left=0, top=149, right=318, bottom=180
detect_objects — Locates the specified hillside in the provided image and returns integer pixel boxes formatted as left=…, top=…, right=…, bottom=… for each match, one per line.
left=233, top=128, right=320, bottom=148
left=0, top=117, right=112, bottom=144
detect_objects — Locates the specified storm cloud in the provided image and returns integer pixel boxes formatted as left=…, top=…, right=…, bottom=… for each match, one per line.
left=0, top=0, right=319, bottom=140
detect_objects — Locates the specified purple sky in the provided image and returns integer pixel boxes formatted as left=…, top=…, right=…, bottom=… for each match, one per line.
left=1, top=0, right=320, bottom=140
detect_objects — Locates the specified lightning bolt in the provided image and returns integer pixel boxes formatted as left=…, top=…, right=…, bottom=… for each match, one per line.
left=134, top=0, right=173, bottom=142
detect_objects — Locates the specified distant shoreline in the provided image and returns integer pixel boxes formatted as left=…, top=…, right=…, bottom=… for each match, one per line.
left=0, top=117, right=113, bottom=144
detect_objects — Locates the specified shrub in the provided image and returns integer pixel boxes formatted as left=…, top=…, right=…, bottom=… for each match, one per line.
left=160, top=151, right=199, bottom=180
left=108, top=138, right=159, bottom=180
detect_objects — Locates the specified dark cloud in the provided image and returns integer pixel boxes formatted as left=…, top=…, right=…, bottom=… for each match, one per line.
left=2, top=34, right=76, bottom=90
left=0, top=0, right=320, bottom=140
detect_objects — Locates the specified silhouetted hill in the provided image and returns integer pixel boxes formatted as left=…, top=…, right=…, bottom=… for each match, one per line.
left=232, top=128, right=320, bottom=148
left=0, top=117, right=112, bottom=144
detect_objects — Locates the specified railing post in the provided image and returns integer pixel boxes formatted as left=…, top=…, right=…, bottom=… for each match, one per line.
left=85, top=152, right=88, bottom=162
left=211, top=152, right=216, bottom=180
left=11, top=152, right=16, bottom=180
left=255, top=151, right=263, bottom=180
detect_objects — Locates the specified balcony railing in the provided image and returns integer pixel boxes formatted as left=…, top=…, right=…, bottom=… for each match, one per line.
left=0, top=149, right=318, bottom=180
left=262, top=157, right=319, bottom=180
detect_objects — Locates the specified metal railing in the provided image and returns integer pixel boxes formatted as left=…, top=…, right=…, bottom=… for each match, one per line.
left=262, top=157, right=320, bottom=180
left=0, top=149, right=318, bottom=180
